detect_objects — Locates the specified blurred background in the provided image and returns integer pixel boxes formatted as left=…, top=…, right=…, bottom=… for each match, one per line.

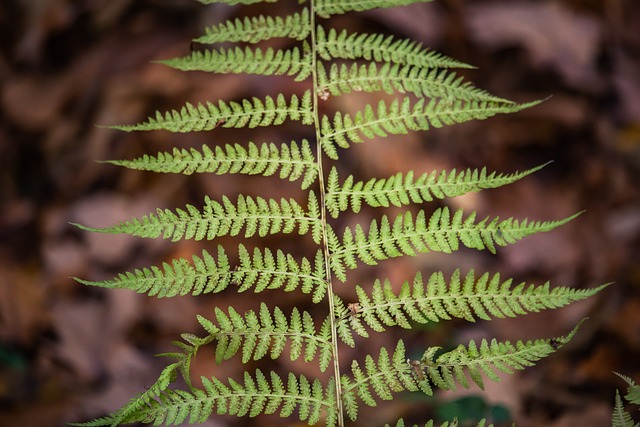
left=1, top=0, right=639, bottom=426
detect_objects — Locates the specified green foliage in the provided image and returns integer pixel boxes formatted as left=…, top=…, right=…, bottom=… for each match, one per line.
left=319, top=97, right=539, bottom=159
left=612, top=373, right=640, bottom=427
left=160, top=44, right=313, bottom=80
left=315, top=26, right=471, bottom=68
left=74, top=192, right=322, bottom=243
left=105, top=140, right=318, bottom=189
left=196, top=302, right=334, bottom=370
left=74, top=0, right=607, bottom=426
left=195, top=8, right=311, bottom=44
left=112, top=91, right=313, bottom=132
left=325, top=163, right=550, bottom=217
left=317, top=62, right=510, bottom=101
left=330, top=209, right=581, bottom=278
left=334, top=271, right=607, bottom=341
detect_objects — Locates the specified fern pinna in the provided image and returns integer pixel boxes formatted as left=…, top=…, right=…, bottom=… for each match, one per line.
left=74, top=1, right=606, bottom=426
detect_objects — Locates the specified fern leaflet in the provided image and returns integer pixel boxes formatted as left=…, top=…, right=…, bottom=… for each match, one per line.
left=195, top=302, right=333, bottom=371
left=74, top=244, right=328, bottom=302
left=105, top=140, right=318, bottom=189
left=320, top=97, right=539, bottom=159
left=317, top=62, right=511, bottom=102
left=386, top=420, right=492, bottom=427
left=74, top=192, right=322, bottom=243
left=340, top=323, right=581, bottom=420
left=335, top=270, right=607, bottom=342
left=74, top=370, right=333, bottom=426
left=315, top=1, right=434, bottom=20
left=325, top=163, right=550, bottom=217
left=330, top=207, right=581, bottom=274
left=195, top=9, right=311, bottom=44
left=195, top=0, right=278, bottom=5
left=111, top=91, right=313, bottom=133
left=159, top=45, right=313, bottom=81
left=340, top=341, right=418, bottom=421
left=613, top=390, right=639, bottom=427
left=417, top=321, right=583, bottom=392
left=317, top=26, right=472, bottom=69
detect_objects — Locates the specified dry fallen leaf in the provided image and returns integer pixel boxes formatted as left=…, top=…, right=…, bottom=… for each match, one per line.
left=466, top=1, right=601, bottom=88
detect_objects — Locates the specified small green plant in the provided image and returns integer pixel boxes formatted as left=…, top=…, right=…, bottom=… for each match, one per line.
left=613, top=373, right=640, bottom=427
left=73, top=1, right=607, bottom=426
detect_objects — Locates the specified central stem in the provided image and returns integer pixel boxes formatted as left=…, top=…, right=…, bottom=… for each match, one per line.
left=309, top=2, right=345, bottom=426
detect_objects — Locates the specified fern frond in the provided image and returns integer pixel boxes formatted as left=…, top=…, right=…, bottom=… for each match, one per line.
left=75, top=1, right=606, bottom=425
left=333, top=295, right=368, bottom=347
left=77, top=370, right=333, bottom=426
left=615, top=372, right=640, bottom=406
left=385, top=419, right=491, bottom=427
left=70, top=362, right=181, bottom=427
left=335, top=270, right=607, bottom=339
left=105, top=140, right=318, bottom=189
left=416, top=321, right=584, bottom=392
left=317, top=62, right=511, bottom=102
left=195, top=0, right=277, bottom=5
left=615, top=372, right=639, bottom=389
left=315, top=0, right=434, bottom=19
left=160, top=333, right=214, bottom=390
left=73, top=192, right=322, bottom=243
left=74, top=246, right=232, bottom=297
left=233, top=245, right=328, bottom=302
left=74, top=244, right=328, bottom=302
left=330, top=207, right=581, bottom=274
left=111, top=91, right=313, bottom=133
left=320, top=97, right=539, bottom=159
left=325, top=163, right=549, bottom=217
left=317, top=26, right=472, bottom=69
left=612, top=390, right=639, bottom=427
left=159, top=45, right=312, bottom=81
left=195, top=9, right=310, bottom=44
left=340, top=341, right=419, bottom=421
left=196, top=302, right=333, bottom=371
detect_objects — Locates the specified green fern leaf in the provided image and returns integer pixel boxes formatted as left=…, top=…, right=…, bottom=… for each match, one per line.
left=76, top=1, right=609, bottom=426
left=74, top=245, right=327, bottom=301
left=159, top=333, right=213, bottom=390
left=71, top=362, right=181, bottom=427
left=195, top=9, right=310, bottom=44
left=73, top=193, right=322, bottom=243
left=74, top=246, right=232, bottom=297
left=105, top=140, right=318, bottom=189
left=385, top=418, right=494, bottom=427
left=195, top=0, right=277, bottom=5
left=159, top=44, right=312, bottom=81
left=315, top=0, right=434, bottom=19
left=341, top=341, right=419, bottom=421
left=417, top=321, right=584, bottom=392
left=615, top=372, right=640, bottom=406
left=97, top=370, right=333, bottom=426
left=317, top=62, right=510, bottom=102
left=196, top=302, right=333, bottom=371
left=612, top=390, right=639, bottom=427
left=111, top=91, right=313, bottom=133
left=325, top=163, right=550, bottom=217
left=335, top=270, right=607, bottom=332
left=234, top=245, right=328, bottom=302
left=320, top=97, right=540, bottom=159
left=330, top=207, right=581, bottom=274
left=317, top=26, right=472, bottom=68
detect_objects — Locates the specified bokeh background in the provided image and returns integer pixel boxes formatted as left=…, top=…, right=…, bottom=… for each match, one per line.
left=1, top=1, right=639, bottom=426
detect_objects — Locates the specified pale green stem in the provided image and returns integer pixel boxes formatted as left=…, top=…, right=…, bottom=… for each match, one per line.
left=309, top=2, right=345, bottom=426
